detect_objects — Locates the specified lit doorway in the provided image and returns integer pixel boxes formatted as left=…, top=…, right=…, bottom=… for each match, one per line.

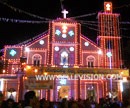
left=57, top=86, right=70, bottom=100
left=86, top=84, right=96, bottom=101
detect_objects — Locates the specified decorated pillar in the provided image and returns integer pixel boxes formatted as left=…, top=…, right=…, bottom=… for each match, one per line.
left=78, top=78, right=80, bottom=99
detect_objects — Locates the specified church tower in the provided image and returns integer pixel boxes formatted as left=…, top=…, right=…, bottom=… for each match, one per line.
left=97, top=2, right=122, bottom=68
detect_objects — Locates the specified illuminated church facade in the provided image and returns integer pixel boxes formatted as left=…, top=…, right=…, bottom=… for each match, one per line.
left=0, top=2, right=129, bottom=102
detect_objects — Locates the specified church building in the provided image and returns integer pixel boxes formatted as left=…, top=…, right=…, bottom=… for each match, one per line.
left=0, top=2, right=129, bottom=102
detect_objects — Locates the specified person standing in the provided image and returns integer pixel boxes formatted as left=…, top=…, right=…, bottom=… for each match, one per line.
left=24, top=91, right=40, bottom=108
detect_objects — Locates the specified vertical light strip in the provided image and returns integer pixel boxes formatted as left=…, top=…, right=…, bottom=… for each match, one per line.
left=50, top=89, right=52, bottom=101
left=105, top=81, right=108, bottom=95
left=103, top=15, right=106, bottom=68
left=17, top=78, right=20, bottom=102
left=85, top=82, right=86, bottom=100
left=40, top=90, right=42, bottom=99
left=74, top=79, right=77, bottom=100
left=97, top=82, right=99, bottom=103
left=118, top=16, right=122, bottom=68
left=114, top=15, right=117, bottom=68
left=79, top=24, right=82, bottom=65
left=69, top=83, right=71, bottom=100
left=5, top=80, right=7, bottom=100
left=52, top=44, right=54, bottom=66
left=0, top=79, right=4, bottom=92
left=45, top=89, right=48, bottom=100
left=75, top=24, right=77, bottom=65
left=100, top=80, right=104, bottom=97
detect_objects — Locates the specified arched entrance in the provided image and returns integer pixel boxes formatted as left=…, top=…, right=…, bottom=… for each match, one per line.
left=86, top=84, right=97, bottom=102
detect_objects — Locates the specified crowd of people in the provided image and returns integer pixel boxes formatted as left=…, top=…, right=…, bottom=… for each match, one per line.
left=0, top=91, right=130, bottom=108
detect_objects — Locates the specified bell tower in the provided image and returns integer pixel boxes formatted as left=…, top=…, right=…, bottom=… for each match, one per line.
left=97, top=2, right=122, bottom=68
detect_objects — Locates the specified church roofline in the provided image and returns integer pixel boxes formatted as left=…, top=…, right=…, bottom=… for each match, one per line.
left=98, top=12, right=120, bottom=16
left=52, top=18, right=77, bottom=24
left=15, top=30, right=48, bottom=46
left=81, top=34, right=101, bottom=49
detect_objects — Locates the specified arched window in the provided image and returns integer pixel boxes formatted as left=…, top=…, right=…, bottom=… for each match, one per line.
left=87, top=56, right=95, bottom=68
left=60, top=51, right=68, bottom=65
left=32, top=54, right=42, bottom=66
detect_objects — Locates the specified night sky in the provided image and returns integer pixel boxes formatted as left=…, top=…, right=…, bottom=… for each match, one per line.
left=0, top=0, right=130, bottom=50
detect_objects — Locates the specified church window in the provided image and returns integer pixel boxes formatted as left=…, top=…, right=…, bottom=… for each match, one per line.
left=87, top=56, right=95, bottom=67
left=32, top=54, right=42, bottom=66
left=60, top=51, right=68, bottom=65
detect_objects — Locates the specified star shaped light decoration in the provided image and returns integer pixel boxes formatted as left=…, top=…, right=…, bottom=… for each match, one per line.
left=9, top=49, right=17, bottom=56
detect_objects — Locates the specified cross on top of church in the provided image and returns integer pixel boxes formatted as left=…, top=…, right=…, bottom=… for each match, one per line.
left=62, top=9, right=68, bottom=18
left=106, top=3, right=111, bottom=10
left=104, top=2, right=112, bottom=13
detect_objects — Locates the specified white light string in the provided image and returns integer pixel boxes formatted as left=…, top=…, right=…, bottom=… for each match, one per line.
left=0, top=0, right=51, bottom=21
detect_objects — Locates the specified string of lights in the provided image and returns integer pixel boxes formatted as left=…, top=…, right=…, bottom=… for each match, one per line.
left=16, top=30, right=48, bottom=46
left=70, top=12, right=97, bottom=19
left=0, top=0, right=130, bottom=44
left=0, top=0, right=130, bottom=21
left=0, top=0, right=130, bottom=25
left=78, top=20, right=98, bottom=24
left=120, top=35, right=130, bottom=39
left=81, top=22, right=98, bottom=27
left=120, top=22, right=130, bottom=24
left=120, top=28, right=130, bottom=30
left=114, top=3, right=130, bottom=9
left=82, top=24, right=130, bottom=39
left=82, top=24, right=99, bottom=32
left=0, top=17, right=130, bottom=32
left=0, top=17, right=99, bottom=25
left=80, top=20, right=130, bottom=25
left=0, top=17, right=49, bottom=24
left=60, top=0, right=64, bottom=11
left=70, top=3, right=130, bottom=19
left=0, top=0, right=51, bottom=21
left=0, top=0, right=98, bottom=21
left=0, top=49, right=4, bottom=53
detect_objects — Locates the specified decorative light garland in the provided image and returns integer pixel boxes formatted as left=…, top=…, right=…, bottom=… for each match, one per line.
left=0, top=17, right=49, bottom=24
left=0, top=0, right=51, bottom=21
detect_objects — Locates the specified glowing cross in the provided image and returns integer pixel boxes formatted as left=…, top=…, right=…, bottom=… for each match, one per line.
left=62, top=9, right=68, bottom=18
left=62, top=25, right=67, bottom=33
left=106, top=3, right=111, bottom=11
